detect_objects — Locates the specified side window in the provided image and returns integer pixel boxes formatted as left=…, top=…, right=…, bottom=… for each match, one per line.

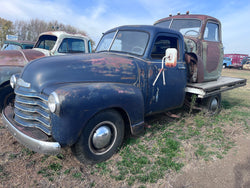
left=151, top=36, right=178, bottom=60
left=204, top=22, right=219, bottom=42
left=58, top=38, right=86, bottom=53
left=96, top=32, right=116, bottom=51
left=88, top=40, right=92, bottom=53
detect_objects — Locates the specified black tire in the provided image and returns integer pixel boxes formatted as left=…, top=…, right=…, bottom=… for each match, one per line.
left=72, top=110, right=125, bottom=164
left=0, top=85, right=15, bottom=112
left=201, top=94, right=221, bottom=115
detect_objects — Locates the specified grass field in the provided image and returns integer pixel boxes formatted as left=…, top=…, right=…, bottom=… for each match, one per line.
left=0, top=68, right=249, bottom=187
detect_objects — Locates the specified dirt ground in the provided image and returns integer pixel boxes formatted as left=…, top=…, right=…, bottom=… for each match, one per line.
left=169, top=130, right=250, bottom=188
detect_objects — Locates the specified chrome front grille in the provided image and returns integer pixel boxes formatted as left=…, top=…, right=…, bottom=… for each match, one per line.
left=14, top=88, right=51, bottom=135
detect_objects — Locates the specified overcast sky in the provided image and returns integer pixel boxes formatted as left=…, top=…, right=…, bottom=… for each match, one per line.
left=0, top=0, right=249, bottom=54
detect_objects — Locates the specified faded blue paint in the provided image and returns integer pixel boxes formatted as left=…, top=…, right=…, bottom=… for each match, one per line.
left=11, top=25, right=187, bottom=147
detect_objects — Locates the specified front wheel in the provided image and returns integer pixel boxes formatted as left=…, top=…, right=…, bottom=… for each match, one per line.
left=72, top=110, right=125, bottom=164
left=200, top=94, right=221, bottom=115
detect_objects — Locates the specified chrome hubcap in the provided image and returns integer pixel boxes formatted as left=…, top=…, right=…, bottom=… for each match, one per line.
left=89, top=121, right=118, bottom=155
left=92, top=125, right=112, bottom=149
left=211, top=98, right=218, bottom=112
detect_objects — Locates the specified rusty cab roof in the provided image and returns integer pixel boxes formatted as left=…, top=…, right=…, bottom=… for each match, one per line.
left=154, top=14, right=221, bottom=25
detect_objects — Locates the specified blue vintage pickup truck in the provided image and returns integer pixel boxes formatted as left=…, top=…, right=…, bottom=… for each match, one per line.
left=2, top=15, right=246, bottom=164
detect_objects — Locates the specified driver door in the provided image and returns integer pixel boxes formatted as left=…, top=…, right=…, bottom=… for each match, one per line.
left=145, top=34, right=186, bottom=114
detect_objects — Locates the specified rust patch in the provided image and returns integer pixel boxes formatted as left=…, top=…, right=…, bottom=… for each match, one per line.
left=22, top=50, right=45, bottom=62
left=0, top=49, right=45, bottom=67
left=0, top=50, right=26, bottom=66
left=89, top=56, right=136, bottom=77
left=205, top=43, right=220, bottom=73
left=155, top=14, right=220, bottom=26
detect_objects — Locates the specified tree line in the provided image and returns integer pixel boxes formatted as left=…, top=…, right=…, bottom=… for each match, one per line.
left=0, top=17, right=91, bottom=47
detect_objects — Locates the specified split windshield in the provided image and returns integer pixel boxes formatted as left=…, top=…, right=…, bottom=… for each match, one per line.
left=156, top=19, right=201, bottom=37
left=96, top=30, right=149, bottom=56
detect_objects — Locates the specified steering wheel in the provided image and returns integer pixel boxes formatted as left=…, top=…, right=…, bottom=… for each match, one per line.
left=131, top=46, right=144, bottom=54
left=184, top=30, right=199, bottom=36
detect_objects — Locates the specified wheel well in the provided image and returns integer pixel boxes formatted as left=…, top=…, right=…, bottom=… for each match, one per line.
left=0, top=81, right=14, bottom=111
left=185, top=52, right=198, bottom=63
left=84, top=107, right=132, bottom=140
left=112, top=107, right=131, bottom=139
left=0, top=81, right=11, bottom=89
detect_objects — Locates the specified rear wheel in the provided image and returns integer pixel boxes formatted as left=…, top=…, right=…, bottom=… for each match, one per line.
left=72, top=110, right=124, bottom=164
left=201, top=94, right=221, bottom=115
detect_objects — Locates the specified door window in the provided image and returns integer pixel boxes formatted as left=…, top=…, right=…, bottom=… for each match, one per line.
left=151, top=36, right=178, bottom=60
left=204, top=22, right=219, bottom=42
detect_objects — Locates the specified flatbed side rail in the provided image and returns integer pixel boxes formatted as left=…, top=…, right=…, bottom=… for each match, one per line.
left=185, top=76, right=247, bottom=98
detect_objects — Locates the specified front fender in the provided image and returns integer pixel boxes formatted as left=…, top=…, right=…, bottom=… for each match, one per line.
left=0, top=66, right=23, bottom=86
left=47, top=82, right=144, bottom=146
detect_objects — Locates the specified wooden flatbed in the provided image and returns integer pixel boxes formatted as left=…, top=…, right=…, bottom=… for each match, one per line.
left=185, top=76, right=247, bottom=98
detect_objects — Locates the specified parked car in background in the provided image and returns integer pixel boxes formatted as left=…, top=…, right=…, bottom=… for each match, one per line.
left=224, top=54, right=248, bottom=69
left=1, top=40, right=35, bottom=51
left=241, top=56, right=250, bottom=65
left=0, top=31, right=92, bottom=111
left=32, top=31, right=92, bottom=56
left=222, top=57, right=232, bottom=68
left=243, top=61, right=250, bottom=70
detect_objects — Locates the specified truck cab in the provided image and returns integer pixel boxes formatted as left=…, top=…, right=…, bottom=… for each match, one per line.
left=33, top=31, right=92, bottom=56
left=154, top=13, right=223, bottom=83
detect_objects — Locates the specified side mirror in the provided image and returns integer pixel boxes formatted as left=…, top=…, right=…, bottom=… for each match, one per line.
left=164, top=48, right=177, bottom=67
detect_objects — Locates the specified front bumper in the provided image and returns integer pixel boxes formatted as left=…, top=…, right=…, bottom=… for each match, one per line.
left=2, top=105, right=61, bottom=154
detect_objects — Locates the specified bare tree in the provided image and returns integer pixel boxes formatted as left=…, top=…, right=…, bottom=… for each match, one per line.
left=0, top=17, right=94, bottom=47
left=14, top=19, right=89, bottom=42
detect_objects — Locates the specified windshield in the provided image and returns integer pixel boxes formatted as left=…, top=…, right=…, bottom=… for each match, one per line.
left=1, top=43, right=22, bottom=51
left=58, top=38, right=86, bottom=53
left=96, top=30, right=149, bottom=56
left=223, top=57, right=231, bottom=61
left=34, top=35, right=57, bottom=50
left=156, top=19, right=201, bottom=37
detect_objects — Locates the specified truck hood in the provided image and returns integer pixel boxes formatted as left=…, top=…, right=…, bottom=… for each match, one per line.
left=0, top=49, right=45, bottom=67
left=32, top=48, right=51, bottom=56
left=20, top=53, right=139, bottom=93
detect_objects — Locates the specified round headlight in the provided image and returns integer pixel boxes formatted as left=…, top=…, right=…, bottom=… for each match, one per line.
left=10, top=75, right=17, bottom=89
left=48, top=92, right=60, bottom=113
